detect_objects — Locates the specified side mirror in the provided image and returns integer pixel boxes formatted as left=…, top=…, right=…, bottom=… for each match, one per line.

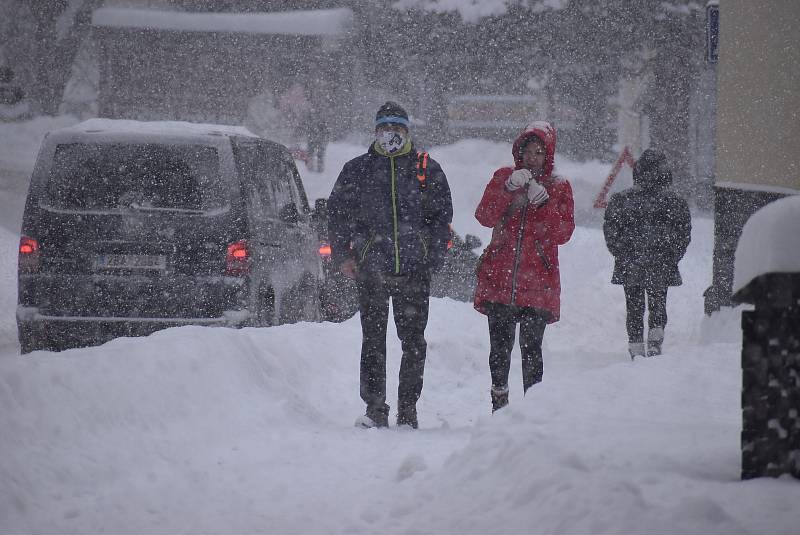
left=464, top=234, right=482, bottom=250
left=279, top=202, right=300, bottom=225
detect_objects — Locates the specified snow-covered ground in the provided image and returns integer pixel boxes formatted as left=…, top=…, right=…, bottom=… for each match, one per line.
left=1, top=117, right=798, bottom=535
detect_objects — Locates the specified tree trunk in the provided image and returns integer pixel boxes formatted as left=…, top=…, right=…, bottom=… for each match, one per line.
left=28, top=0, right=100, bottom=116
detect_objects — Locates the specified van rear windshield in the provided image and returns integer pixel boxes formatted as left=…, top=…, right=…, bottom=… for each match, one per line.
left=46, top=143, right=226, bottom=211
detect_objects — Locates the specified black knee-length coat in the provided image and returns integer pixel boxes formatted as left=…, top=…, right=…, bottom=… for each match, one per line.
left=602, top=149, right=691, bottom=289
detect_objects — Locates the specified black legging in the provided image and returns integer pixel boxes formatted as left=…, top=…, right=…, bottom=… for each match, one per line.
left=623, top=285, right=667, bottom=343
left=485, top=303, right=548, bottom=392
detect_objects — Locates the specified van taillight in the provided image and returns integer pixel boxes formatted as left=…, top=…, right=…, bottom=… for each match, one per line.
left=318, top=242, right=332, bottom=260
left=19, top=236, right=41, bottom=273
left=226, top=240, right=250, bottom=275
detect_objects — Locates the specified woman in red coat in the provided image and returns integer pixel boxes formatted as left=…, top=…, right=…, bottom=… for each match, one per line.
left=474, top=121, right=575, bottom=412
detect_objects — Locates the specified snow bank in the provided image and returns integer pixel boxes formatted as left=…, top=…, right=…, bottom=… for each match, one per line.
left=0, top=226, right=18, bottom=353
left=3, top=298, right=795, bottom=535
left=0, top=115, right=79, bottom=174
left=377, top=348, right=788, bottom=535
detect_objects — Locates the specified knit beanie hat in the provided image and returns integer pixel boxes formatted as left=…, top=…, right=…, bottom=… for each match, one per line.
left=375, top=101, right=409, bottom=129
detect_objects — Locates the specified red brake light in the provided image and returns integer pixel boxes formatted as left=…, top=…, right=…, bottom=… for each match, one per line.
left=226, top=240, right=250, bottom=275
left=20, top=237, right=38, bottom=255
left=318, top=242, right=332, bottom=260
left=19, top=236, right=41, bottom=273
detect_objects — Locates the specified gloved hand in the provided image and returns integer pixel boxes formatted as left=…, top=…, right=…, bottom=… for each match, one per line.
left=505, top=168, right=532, bottom=191
left=527, top=181, right=549, bottom=206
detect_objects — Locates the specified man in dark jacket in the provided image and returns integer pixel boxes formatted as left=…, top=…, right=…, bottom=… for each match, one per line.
left=327, top=101, right=453, bottom=429
left=603, top=149, right=691, bottom=359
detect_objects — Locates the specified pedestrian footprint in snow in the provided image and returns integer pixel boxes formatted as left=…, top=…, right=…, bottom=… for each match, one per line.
left=473, top=122, right=575, bottom=413
left=327, top=102, right=453, bottom=429
left=602, top=149, right=691, bottom=360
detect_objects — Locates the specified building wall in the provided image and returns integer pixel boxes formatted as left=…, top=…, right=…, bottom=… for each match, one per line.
left=716, top=0, right=800, bottom=192
left=93, top=24, right=351, bottom=139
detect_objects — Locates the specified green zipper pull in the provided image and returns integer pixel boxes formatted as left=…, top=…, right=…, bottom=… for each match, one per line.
left=390, top=156, right=401, bottom=274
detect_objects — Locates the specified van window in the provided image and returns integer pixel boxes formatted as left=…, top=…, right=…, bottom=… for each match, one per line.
left=45, top=143, right=225, bottom=211
left=232, top=139, right=278, bottom=216
left=232, top=138, right=296, bottom=217
left=282, top=151, right=310, bottom=214
left=273, top=156, right=295, bottom=214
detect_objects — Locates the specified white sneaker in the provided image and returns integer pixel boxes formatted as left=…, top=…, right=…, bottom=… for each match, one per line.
left=647, top=327, right=664, bottom=356
left=648, top=326, right=665, bottom=343
left=628, top=342, right=646, bottom=360
left=354, top=414, right=377, bottom=428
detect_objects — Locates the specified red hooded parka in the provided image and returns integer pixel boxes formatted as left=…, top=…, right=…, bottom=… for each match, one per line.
left=473, top=121, right=575, bottom=323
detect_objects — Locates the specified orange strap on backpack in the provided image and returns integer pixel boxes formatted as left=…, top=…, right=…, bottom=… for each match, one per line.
left=416, top=151, right=429, bottom=189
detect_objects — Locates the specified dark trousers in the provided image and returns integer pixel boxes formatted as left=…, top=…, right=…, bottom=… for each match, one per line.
left=307, top=131, right=327, bottom=172
left=357, top=272, right=430, bottom=416
left=623, top=284, right=667, bottom=343
left=486, top=303, right=548, bottom=393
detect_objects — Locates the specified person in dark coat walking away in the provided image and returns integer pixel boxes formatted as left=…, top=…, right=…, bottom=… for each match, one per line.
left=474, top=121, right=575, bottom=412
left=327, top=101, right=453, bottom=429
left=305, top=80, right=330, bottom=172
left=602, top=148, right=691, bottom=359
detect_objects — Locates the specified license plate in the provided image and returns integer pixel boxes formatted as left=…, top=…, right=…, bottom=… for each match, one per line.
left=94, top=254, right=167, bottom=271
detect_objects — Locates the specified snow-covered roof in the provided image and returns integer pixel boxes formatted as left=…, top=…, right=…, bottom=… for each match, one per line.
left=732, top=194, right=800, bottom=295
left=91, top=7, right=353, bottom=36
left=392, top=0, right=566, bottom=23
left=47, top=118, right=258, bottom=144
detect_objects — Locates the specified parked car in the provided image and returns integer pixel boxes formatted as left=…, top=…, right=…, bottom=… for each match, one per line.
left=311, top=198, right=359, bottom=323
left=17, top=119, right=348, bottom=353
left=431, top=228, right=482, bottom=302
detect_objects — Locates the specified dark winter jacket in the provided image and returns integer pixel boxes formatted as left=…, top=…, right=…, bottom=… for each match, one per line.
left=473, top=122, right=575, bottom=323
left=603, top=149, right=691, bottom=289
left=327, top=140, right=453, bottom=275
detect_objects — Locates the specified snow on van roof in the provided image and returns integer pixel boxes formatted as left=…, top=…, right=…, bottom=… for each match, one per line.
left=57, top=118, right=259, bottom=140
left=91, top=7, right=353, bottom=36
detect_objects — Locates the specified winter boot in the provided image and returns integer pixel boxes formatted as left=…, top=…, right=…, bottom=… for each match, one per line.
left=355, top=404, right=389, bottom=429
left=647, top=327, right=664, bottom=357
left=628, top=342, right=646, bottom=360
left=491, top=384, right=509, bottom=413
left=396, top=405, right=418, bottom=429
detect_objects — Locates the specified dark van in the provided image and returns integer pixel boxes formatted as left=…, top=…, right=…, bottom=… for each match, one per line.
left=17, top=119, right=347, bottom=353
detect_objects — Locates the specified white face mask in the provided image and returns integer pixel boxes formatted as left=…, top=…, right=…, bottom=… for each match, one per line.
left=377, top=129, right=406, bottom=154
